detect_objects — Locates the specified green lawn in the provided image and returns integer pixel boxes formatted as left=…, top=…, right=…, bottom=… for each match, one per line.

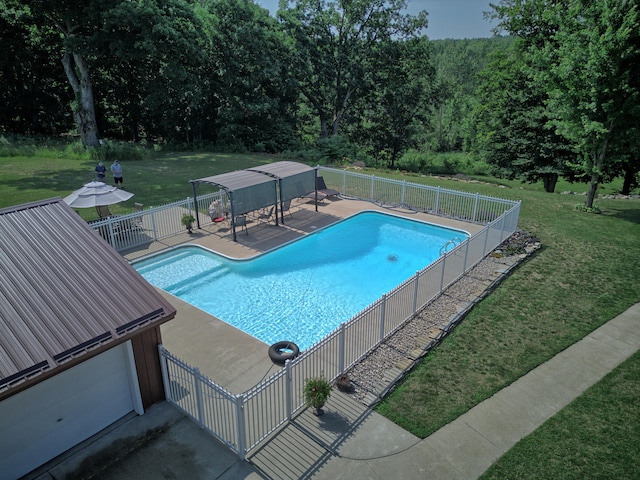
left=482, top=350, right=640, bottom=479
left=2, top=152, right=639, bottom=478
left=0, top=152, right=280, bottom=220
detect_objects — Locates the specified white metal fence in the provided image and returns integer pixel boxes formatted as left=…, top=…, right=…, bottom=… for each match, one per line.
left=91, top=167, right=516, bottom=252
left=155, top=170, right=521, bottom=460
left=89, top=191, right=225, bottom=252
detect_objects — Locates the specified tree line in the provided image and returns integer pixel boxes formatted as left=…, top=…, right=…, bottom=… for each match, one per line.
left=1, top=0, right=639, bottom=203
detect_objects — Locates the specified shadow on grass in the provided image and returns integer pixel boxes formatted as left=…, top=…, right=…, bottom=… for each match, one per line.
left=602, top=203, right=640, bottom=225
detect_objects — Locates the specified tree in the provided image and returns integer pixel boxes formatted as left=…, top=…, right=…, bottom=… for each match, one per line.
left=430, top=38, right=513, bottom=152
left=493, top=0, right=640, bottom=207
left=0, top=11, right=71, bottom=135
left=99, top=0, right=212, bottom=143
left=472, top=46, right=574, bottom=192
left=278, top=0, right=428, bottom=139
left=350, top=37, right=437, bottom=167
left=2, top=0, right=119, bottom=146
left=204, top=0, right=298, bottom=151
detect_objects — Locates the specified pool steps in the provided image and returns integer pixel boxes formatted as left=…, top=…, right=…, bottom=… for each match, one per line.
left=166, top=265, right=231, bottom=295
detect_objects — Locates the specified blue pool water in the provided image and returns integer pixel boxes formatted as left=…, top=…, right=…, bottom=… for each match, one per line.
left=134, top=211, right=468, bottom=350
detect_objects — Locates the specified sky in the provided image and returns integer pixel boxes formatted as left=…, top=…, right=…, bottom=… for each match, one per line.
left=255, top=0, right=499, bottom=40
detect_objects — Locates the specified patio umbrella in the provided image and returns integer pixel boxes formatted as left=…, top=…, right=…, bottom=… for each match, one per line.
left=63, top=181, right=134, bottom=208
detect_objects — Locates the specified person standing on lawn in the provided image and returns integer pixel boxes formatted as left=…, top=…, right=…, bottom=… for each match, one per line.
left=110, top=159, right=123, bottom=187
left=94, top=161, right=106, bottom=182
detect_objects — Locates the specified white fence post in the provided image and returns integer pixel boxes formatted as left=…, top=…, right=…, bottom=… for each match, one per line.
left=472, top=192, right=479, bottom=223
left=158, top=345, right=171, bottom=401
left=379, top=294, right=387, bottom=342
left=338, top=323, right=345, bottom=373
left=435, top=186, right=440, bottom=215
left=440, top=254, right=446, bottom=291
left=235, top=394, right=247, bottom=460
left=285, top=360, right=293, bottom=421
left=194, top=367, right=205, bottom=426
left=483, top=223, right=490, bottom=255
left=412, top=272, right=419, bottom=314
left=370, top=175, right=375, bottom=201
left=463, top=239, right=470, bottom=272
left=151, top=209, right=158, bottom=240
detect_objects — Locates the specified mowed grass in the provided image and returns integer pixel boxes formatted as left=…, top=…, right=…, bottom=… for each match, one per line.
left=482, top=350, right=640, bottom=479
left=0, top=152, right=280, bottom=220
left=2, top=152, right=639, bottom=477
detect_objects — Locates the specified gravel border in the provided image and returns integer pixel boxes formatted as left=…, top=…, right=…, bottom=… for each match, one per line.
left=342, top=231, right=541, bottom=405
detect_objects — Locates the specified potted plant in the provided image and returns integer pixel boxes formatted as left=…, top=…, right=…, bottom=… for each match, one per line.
left=303, top=375, right=332, bottom=416
left=181, top=213, right=196, bottom=234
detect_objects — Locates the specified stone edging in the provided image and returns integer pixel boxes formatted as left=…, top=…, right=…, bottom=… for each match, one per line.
left=345, top=231, right=541, bottom=407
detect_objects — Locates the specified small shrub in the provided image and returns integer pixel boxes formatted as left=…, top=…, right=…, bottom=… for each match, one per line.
left=574, top=203, right=602, bottom=214
left=90, top=140, right=152, bottom=162
left=396, top=150, right=433, bottom=173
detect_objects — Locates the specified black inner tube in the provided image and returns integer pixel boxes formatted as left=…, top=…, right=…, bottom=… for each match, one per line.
left=268, top=341, right=300, bottom=365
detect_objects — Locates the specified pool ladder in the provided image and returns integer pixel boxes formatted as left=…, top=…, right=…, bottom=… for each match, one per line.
left=439, top=237, right=463, bottom=256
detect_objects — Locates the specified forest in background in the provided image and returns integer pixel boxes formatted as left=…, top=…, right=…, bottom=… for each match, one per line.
left=1, top=0, right=639, bottom=205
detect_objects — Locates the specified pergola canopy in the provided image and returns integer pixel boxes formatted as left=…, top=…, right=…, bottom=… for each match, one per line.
left=190, top=162, right=318, bottom=240
left=191, top=170, right=277, bottom=217
left=247, top=161, right=316, bottom=203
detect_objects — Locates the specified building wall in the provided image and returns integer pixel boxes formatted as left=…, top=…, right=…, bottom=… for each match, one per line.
left=131, top=326, right=165, bottom=409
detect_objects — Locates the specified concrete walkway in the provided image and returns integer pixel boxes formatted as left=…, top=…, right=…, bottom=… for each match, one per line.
left=249, top=302, right=640, bottom=479
left=31, top=303, right=640, bottom=480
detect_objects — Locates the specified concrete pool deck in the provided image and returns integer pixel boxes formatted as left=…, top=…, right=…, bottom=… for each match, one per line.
left=125, top=197, right=484, bottom=393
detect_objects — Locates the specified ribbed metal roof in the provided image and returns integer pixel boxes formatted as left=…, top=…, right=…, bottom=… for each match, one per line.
left=0, top=198, right=176, bottom=397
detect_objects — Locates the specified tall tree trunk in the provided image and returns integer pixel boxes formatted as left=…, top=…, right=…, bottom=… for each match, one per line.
left=585, top=132, right=611, bottom=208
left=62, top=52, right=100, bottom=147
left=319, top=117, right=329, bottom=138
left=621, top=162, right=636, bottom=195
left=542, top=173, right=558, bottom=193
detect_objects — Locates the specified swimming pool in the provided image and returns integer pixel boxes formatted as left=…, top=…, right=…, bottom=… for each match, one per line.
left=134, top=211, right=468, bottom=350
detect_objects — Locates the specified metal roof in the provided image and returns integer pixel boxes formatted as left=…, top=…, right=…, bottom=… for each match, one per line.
left=0, top=198, right=177, bottom=398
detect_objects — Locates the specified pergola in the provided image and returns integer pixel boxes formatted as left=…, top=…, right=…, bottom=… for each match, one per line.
left=190, top=162, right=318, bottom=241
left=190, top=170, right=278, bottom=241
left=247, top=161, right=317, bottom=223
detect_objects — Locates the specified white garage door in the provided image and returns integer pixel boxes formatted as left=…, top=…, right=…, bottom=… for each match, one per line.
left=0, top=342, right=143, bottom=480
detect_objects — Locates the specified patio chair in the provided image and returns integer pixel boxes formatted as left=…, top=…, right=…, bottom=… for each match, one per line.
left=257, top=206, right=274, bottom=222
left=317, top=176, right=340, bottom=198
left=235, top=215, right=248, bottom=234
left=282, top=200, right=292, bottom=217
left=96, top=205, right=113, bottom=218
left=133, top=203, right=144, bottom=229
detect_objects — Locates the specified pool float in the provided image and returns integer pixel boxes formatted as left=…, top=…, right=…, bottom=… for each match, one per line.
left=268, top=341, right=300, bottom=365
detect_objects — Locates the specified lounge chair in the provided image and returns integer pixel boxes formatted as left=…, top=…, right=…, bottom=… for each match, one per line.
left=317, top=176, right=340, bottom=198
left=301, top=190, right=327, bottom=203
left=96, top=205, right=113, bottom=218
